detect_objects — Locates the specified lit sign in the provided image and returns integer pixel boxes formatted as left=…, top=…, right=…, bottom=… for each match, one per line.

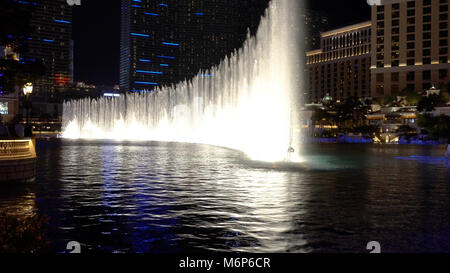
left=67, top=0, right=81, bottom=6
left=0, top=102, right=8, bottom=115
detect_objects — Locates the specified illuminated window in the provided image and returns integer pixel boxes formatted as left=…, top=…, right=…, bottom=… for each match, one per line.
left=0, top=102, right=8, bottom=115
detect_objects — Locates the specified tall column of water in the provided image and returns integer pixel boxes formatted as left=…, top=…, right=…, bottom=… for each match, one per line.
left=62, top=0, right=303, bottom=162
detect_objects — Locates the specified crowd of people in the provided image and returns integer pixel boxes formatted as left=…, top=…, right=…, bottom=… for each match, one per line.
left=0, top=114, right=25, bottom=138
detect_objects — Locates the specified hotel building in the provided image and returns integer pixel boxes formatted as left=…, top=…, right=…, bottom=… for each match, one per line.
left=368, top=0, right=450, bottom=97
left=306, top=22, right=372, bottom=102
left=120, top=0, right=269, bottom=92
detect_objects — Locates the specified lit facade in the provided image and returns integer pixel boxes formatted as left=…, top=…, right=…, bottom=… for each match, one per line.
left=120, top=0, right=269, bottom=92
left=306, top=22, right=372, bottom=102
left=13, top=0, right=74, bottom=95
left=368, top=0, right=450, bottom=97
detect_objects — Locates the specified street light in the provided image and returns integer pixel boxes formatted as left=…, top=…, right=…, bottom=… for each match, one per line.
left=23, top=83, right=33, bottom=137
left=23, top=82, right=33, bottom=95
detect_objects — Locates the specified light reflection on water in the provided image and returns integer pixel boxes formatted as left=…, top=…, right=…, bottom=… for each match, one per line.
left=1, top=140, right=450, bottom=253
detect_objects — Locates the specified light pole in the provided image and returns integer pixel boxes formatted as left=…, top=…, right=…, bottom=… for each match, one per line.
left=23, top=83, right=33, bottom=137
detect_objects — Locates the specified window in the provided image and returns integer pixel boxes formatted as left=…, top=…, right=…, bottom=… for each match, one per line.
left=423, top=70, right=431, bottom=81
left=0, top=102, right=7, bottom=115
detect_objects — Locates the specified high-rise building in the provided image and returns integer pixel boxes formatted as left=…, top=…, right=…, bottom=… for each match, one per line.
left=368, top=0, right=450, bottom=97
left=306, top=22, right=372, bottom=102
left=303, top=10, right=330, bottom=51
left=120, top=0, right=269, bottom=92
left=10, top=0, right=74, bottom=95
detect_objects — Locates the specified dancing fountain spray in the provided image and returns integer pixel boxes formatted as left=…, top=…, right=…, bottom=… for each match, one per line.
left=63, top=0, right=303, bottom=162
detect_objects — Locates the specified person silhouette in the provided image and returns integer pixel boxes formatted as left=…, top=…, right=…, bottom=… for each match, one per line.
left=0, top=114, right=11, bottom=138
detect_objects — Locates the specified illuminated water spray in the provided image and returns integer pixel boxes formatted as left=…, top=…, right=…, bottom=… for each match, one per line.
left=62, top=0, right=303, bottom=162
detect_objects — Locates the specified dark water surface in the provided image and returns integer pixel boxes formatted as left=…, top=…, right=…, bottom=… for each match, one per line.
left=1, top=140, right=450, bottom=253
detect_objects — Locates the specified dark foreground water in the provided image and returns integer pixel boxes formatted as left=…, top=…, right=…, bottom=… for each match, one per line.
left=1, top=140, right=450, bottom=253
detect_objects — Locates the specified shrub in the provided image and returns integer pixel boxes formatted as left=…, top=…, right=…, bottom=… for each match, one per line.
left=0, top=212, right=51, bottom=253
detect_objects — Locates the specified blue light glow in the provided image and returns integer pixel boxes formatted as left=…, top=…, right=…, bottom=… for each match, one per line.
left=199, top=74, right=215, bottom=77
left=159, top=3, right=168, bottom=6
left=131, top=33, right=150, bottom=37
left=144, top=12, right=159, bottom=16
left=136, top=70, right=163, bottom=75
left=194, top=13, right=204, bottom=15
left=131, top=5, right=142, bottom=8
left=135, top=81, right=158, bottom=85
left=139, top=59, right=151, bottom=62
left=157, top=55, right=176, bottom=59
left=43, top=39, right=54, bottom=42
left=160, top=64, right=169, bottom=67
left=162, top=42, right=180, bottom=46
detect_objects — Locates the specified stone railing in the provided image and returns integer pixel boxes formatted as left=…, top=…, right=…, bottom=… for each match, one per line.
left=0, top=139, right=37, bottom=183
left=0, top=139, right=35, bottom=158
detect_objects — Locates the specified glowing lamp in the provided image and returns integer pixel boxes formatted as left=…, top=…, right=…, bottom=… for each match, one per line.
left=23, top=83, right=33, bottom=95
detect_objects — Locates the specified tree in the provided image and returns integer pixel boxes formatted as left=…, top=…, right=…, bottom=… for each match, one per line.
left=440, top=84, right=450, bottom=103
left=417, top=114, right=450, bottom=142
left=417, top=94, right=444, bottom=112
left=400, top=87, right=421, bottom=106
left=0, top=59, right=46, bottom=94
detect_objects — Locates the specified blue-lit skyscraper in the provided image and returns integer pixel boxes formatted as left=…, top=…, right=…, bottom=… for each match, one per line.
left=12, top=0, right=73, bottom=95
left=120, top=0, right=269, bottom=92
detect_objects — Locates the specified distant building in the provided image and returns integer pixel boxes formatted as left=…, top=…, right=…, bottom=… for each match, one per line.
left=302, top=10, right=330, bottom=51
left=120, top=0, right=269, bottom=92
left=306, top=22, right=372, bottom=102
left=0, top=46, right=19, bottom=123
left=11, top=0, right=74, bottom=95
left=368, top=0, right=450, bottom=97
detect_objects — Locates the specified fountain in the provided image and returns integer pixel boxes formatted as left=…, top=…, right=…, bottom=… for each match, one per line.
left=62, top=0, right=303, bottom=162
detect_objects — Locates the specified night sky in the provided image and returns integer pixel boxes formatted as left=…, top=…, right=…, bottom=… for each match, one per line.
left=72, top=0, right=370, bottom=86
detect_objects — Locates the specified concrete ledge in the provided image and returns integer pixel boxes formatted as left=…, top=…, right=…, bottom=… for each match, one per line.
left=0, top=158, right=36, bottom=183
